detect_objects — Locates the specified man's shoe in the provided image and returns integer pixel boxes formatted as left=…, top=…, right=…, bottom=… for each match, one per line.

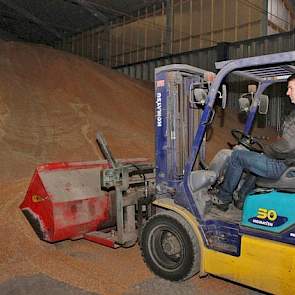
left=214, top=202, right=230, bottom=212
left=210, top=194, right=230, bottom=212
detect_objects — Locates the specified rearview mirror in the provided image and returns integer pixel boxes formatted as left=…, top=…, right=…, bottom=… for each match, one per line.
left=216, top=84, right=227, bottom=109
left=259, top=94, right=269, bottom=114
left=221, top=84, right=227, bottom=109
left=239, top=96, right=250, bottom=112
left=239, top=84, right=256, bottom=113
left=193, top=88, right=207, bottom=105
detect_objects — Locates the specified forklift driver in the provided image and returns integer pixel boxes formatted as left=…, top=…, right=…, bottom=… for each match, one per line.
left=211, top=73, right=295, bottom=211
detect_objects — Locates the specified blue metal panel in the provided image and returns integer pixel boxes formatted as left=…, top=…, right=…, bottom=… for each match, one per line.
left=202, top=220, right=241, bottom=256
left=242, top=191, right=295, bottom=233
left=240, top=190, right=295, bottom=246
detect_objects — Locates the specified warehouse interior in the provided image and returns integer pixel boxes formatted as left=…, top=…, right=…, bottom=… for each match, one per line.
left=1, top=1, right=295, bottom=295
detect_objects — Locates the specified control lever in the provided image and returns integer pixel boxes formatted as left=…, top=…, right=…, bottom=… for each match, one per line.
left=96, top=132, right=118, bottom=168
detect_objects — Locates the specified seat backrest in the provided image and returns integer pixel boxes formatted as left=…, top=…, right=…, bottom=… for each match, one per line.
left=256, top=166, right=295, bottom=192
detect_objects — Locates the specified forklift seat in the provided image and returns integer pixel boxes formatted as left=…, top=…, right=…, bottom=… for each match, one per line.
left=190, top=170, right=217, bottom=192
left=256, top=166, right=295, bottom=192
left=190, top=149, right=232, bottom=192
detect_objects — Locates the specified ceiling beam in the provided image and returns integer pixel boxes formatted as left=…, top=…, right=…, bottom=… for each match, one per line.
left=131, top=0, right=163, bottom=12
left=69, top=0, right=109, bottom=24
left=0, top=0, right=62, bottom=39
left=0, top=27, right=21, bottom=41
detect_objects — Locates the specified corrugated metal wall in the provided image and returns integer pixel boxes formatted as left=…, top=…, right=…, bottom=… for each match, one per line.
left=115, top=30, right=295, bottom=78
left=114, top=29, right=295, bottom=130
left=116, top=46, right=218, bottom=81
left=56, top=0, right=295, bottom=67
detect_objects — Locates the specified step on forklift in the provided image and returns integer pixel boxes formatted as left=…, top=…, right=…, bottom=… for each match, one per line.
left=21, top=51, right=295, bottom=294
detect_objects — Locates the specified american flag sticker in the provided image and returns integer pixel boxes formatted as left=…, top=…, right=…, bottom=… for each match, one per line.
left=156, top=80, right=165, bottom=87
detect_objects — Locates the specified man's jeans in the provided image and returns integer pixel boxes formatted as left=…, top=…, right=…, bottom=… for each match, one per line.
left=218, top=150, right=287, bottom=203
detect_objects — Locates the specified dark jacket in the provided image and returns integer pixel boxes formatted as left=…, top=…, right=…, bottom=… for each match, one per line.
left=264, top=110, right=295, bottom=166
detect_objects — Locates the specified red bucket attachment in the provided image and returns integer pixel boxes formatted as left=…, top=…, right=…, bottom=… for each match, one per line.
left=20, top=160, right=115, bottom=243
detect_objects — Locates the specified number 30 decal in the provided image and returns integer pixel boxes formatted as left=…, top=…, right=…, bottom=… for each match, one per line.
left=257, top=208, right=277, bottom=221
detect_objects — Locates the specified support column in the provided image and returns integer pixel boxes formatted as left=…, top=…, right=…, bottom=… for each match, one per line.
left=216, top=42, right=230, bottom=62
left=101, top=25, right=111, bottom=66
left=216, top=42, right=230, bottom=128
left=165, top=0, right=174, bottom=55
left=261, top=0, right=268, bottom=36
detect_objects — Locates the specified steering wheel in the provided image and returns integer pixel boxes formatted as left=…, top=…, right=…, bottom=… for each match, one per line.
left=231, top=129, right=264, bottom=153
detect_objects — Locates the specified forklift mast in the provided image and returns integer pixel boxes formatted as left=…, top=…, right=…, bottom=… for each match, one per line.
left=154, top=64, right=214, bottom=196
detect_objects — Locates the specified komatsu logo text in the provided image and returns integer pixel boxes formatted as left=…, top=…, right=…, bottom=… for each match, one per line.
left=248, top=208, right=288, bottom=227
left=156, top=92, right=162, bottom=127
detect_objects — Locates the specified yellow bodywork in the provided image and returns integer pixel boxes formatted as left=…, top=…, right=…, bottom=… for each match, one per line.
left=153, top=198, right=295, bottom=295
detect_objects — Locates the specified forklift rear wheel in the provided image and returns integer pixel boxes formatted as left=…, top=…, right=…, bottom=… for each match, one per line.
left=140, top=210, right=200, bottom=281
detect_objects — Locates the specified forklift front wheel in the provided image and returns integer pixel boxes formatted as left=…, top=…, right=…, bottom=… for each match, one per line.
left=140, top=210, right=200, bottom=281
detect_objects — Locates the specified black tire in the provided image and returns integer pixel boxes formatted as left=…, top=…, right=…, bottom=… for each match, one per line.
left=140, top=210, right=201, bottom=281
